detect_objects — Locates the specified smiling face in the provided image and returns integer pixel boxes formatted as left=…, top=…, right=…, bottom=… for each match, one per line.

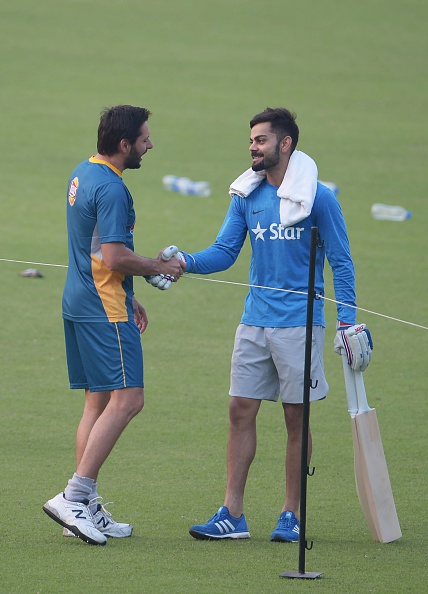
left=249, top=122, right=282, bottom=172
left=124, top=122, right=153, bottom=170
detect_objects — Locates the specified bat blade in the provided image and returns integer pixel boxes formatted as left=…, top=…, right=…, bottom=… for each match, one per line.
left=341, top=358, right=401, bottom=543
left=350, top=416, right=380, bottom=540
left=352, top=407, right=402, bottom=543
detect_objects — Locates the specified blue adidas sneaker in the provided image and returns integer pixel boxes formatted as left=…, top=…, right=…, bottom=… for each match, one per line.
left=189, top=506, right=250, bottom=540
left=270, top=511, right=300, bottom=542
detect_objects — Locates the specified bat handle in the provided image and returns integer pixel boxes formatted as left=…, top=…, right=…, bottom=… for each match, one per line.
left=161, top=245, right=179, bottom=261
left=353, top=370, right=372, bottom=414
left=341, top=354, right=358, bottom=415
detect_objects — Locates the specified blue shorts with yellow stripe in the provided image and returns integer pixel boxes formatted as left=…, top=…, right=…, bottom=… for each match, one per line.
left=63, top=319, right=143, bottom=392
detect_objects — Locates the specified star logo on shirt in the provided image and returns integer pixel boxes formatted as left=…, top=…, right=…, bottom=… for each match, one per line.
left=251, top=221, right=268, bottom=241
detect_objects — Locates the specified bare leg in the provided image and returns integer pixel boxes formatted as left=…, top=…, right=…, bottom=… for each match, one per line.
left=76, top=387, right=144, bottom=480
left=75, top=390, right=110, bottom=473
left=281, top=402, right=312, bottom=518
left=224, top=397, right=261, bottom=517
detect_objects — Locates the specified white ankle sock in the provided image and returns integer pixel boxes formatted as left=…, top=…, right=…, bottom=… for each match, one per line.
left=64, top=473, right=94, bottom=503
left=89, top=482, right=99, bottom=514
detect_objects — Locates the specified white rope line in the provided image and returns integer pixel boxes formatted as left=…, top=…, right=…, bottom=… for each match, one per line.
left=0, top=258, right=68, bottom=268
left=1, top=258, right=427, bottom=330
left=185, top=276, right=428, bottom=331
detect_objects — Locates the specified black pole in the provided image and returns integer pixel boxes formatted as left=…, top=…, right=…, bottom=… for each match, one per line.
left=281, top=227, right=322, bottom=580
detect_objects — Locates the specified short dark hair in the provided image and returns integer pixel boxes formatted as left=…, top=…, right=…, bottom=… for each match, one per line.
left=97, top=105, right=152, bottom=156
left=250, top=107, right=299, bottom=151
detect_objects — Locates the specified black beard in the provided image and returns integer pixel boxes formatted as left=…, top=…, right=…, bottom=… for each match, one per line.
left=251, top=142, right=281, bottom=172
left=125, top=160, right=141, bottom=170
left=251, top=159, right=265, bottom=172
left=124, top=146, right=143, bottom=170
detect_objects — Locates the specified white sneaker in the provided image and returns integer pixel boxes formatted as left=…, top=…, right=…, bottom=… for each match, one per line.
left=63, top=498, right=133, bottom=538
left=43, top=492, right=107, bottom=546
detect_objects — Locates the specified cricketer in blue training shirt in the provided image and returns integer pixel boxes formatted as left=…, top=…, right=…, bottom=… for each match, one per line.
left=183, top=179, right=356, bottom=328
left=186, top=107, right=361, bottom=544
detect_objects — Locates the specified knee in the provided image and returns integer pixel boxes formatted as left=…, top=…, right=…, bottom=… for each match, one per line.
left=131, top=388, right=145, bottom=416
left=229, top=398, right=244, bottom=424
left=114, top=387, right=144, bottom=420
left=229, top=397, right=259, bottom=428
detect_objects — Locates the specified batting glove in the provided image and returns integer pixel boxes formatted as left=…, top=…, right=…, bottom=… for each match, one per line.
left=144, top=246, right=186, bottom=290
left=144, top=274, right=174, bottom=290
left=334, top=322, right=373, bottom=372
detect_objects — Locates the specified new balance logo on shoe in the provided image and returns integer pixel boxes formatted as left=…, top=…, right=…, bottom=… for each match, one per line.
left=64, top=504, right=133, bottom=539
left=72, top=509, right=88, bottom=519
left=42, top=492, right=107, bottom=546
left=91, top=502, right=134, bottom=537
left=96, top=516, right=111, bottom=529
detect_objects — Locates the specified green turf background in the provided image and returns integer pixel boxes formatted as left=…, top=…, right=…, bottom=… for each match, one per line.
left=0, top=0, right=427, bottom=592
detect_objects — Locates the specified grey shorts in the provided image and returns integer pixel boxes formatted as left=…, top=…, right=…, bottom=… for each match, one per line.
left=229, top=324, right=329, bottom=404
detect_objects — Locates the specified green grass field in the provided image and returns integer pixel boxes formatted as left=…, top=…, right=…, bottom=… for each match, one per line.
left=1, top=0, right=427, bottom=592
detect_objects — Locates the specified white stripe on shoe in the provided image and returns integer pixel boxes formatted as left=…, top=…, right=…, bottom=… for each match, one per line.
left=215, top=519, right=237, bottom=534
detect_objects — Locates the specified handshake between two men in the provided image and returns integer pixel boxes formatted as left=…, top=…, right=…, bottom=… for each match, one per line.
left=145, top=245, right=186, bottom=291
left=145, top=247, right=374, bottom=373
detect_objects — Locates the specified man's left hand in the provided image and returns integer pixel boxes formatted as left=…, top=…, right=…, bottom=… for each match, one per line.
left=132, top=296, right=148, bottom=333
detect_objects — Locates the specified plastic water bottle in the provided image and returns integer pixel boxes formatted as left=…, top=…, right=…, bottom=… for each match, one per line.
left=319, top=180, right=339, bottom=195
left=162, top=175, right=211, bottom=197
left=371, top=203, right=411, bottom=221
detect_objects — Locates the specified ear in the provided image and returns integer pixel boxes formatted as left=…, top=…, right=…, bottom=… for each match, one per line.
left=280, top=136, right=292, bottom=154
left=119, top=138, right=130, bottom=154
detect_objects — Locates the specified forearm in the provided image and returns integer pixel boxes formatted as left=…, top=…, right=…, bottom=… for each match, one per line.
left=183, top=195, right=247, bottom=274
left=183, top=243, right=239, bottom=274
left=101, top=242, right=168, bottom=277
left=332, top=262, right=357, bottom=324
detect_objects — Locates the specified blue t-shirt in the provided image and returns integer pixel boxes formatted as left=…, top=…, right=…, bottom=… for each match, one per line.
left=62, top=157, right=136, bottom=323
left=182, top=180, right=356, bottom=328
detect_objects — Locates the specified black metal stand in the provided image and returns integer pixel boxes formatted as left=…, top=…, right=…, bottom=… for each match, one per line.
left=281, top=227, right=323, bottom=580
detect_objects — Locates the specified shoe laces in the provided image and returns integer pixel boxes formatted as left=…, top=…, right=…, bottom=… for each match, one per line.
left=88, top=496, right=114, bottom=518
left=209, top=507, right=228, bottom=522
left=278, top=513, right=293, bottom=530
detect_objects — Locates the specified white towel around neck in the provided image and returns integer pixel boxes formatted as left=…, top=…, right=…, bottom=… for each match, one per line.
left=229, top=150, right=318, bottom=227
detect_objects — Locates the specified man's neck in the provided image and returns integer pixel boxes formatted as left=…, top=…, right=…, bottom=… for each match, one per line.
left=93, top=153, right=125, bottom=173
left=265, top=156, right=290, bottom=187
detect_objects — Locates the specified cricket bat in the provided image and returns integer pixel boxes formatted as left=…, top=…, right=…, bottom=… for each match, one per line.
left=341, top=355, right=402, bottom=543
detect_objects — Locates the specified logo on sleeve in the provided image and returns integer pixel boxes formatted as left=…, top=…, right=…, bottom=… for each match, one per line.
left=68, top=177, right=79, bottom=206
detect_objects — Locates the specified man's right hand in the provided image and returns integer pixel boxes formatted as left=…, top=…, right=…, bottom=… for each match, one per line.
left=157, top=245, right=186, bottom=280
left=145, top=246, right=186, bottom=290
left=157, top=245, right=186, bottom=282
